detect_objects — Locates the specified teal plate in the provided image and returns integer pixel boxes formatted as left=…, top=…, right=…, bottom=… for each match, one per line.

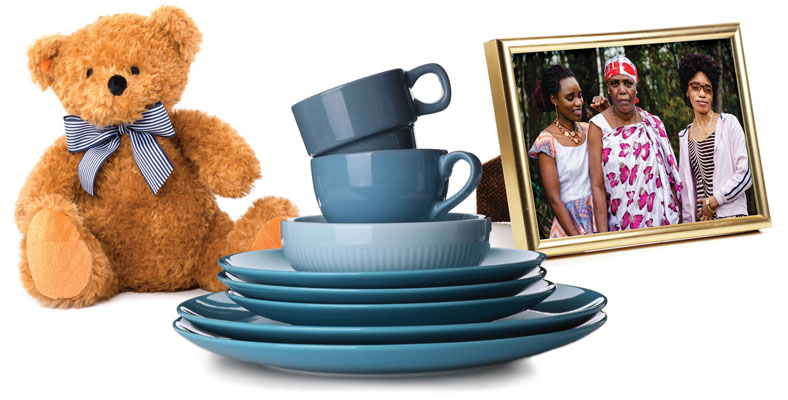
left=177, top=284, right=606, bottom=344
left=173, top=311, right=606, bottom=375
left=226, top=280, right=556, bottom=326
left=218, top=266, right=545, bottom=304
left=218, top=248, right=545, bottom=288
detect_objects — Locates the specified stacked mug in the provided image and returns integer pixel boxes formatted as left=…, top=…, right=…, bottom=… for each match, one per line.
left=288, top=63, right=489, bottom=271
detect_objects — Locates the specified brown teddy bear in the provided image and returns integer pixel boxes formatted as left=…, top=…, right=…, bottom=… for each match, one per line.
left=15, top=6, right=298, bottom=308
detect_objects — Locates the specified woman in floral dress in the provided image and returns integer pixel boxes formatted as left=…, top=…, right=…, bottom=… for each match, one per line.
left=587, top=56, right=684, bottom=231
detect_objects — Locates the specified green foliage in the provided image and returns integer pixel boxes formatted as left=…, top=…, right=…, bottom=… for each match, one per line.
left=512, top=39, right=751, bottom=239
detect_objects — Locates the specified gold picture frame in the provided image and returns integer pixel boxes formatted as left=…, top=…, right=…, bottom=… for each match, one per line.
left=484, top=23, right=770, bottom=256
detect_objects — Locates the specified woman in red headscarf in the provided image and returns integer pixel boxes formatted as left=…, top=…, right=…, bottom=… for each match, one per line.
left=587, top=56, right=684, bottom=232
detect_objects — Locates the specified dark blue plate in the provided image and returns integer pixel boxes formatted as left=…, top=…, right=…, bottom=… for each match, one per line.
left=218, top=267, right=545, bottom=304
left=226, top=280, right=556, bottom=326
left=178, top=283, right=605, bottom=343
left=173, top=311, right=606, bottom=375
left=218, top=248, right=544, bottom=288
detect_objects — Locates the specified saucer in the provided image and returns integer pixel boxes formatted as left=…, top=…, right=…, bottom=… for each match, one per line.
left=178, top=284, right=605, bottom=344
left=219, top=247, right=545, bottom=288
left=173, top=311, right=606, bottom=374
left=217, top=266, right=545, bottom=304
left=282, top=213, right=490, bottom=272
left=226, top=280, right=556, bottom=326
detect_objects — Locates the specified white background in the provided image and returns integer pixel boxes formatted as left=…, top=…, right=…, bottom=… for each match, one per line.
left=1, top=0, right=785, bottom=398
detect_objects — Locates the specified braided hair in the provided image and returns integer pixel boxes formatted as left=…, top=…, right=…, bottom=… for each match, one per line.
left=531, top=65, right=577, bottom=113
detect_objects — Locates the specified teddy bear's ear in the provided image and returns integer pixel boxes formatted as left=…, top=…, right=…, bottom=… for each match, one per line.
left=150, top=6, right=202, bottom=63
left=27, top=34, right=66, bottom=90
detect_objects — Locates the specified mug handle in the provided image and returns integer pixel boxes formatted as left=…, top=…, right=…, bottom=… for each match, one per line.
left=406, top=63, right=452, bottom=116
left=429, top=151, right=482, bottom=221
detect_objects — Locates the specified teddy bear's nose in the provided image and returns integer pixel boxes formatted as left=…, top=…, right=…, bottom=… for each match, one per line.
left=107, top=75, right=127, bottom=96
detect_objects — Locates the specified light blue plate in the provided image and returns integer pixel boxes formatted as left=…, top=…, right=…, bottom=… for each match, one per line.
left=226, top=280, right=556, bottom=326
left=173, top=311, right=606, bottom=374
left=218, top=266, right=545, bottom=304
left=178, top=284, right=606, bottom=344
left=218, top=247, right=545, bottom=288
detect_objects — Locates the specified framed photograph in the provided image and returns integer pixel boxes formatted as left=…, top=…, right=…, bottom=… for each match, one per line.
left=483, top=23, right=770, bottom=256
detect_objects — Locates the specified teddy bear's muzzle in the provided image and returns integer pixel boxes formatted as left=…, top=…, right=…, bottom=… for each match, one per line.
left=108, top=75, right=127, bottom=96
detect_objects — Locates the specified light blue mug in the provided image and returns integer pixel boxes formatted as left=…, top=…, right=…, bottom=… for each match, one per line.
left=311, top=149, right=482, bottom=223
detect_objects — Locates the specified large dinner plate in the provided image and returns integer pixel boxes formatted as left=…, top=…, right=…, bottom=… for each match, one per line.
left=226, top=280, right=556, bottom=326
left=217, top=267, right=545, bottom=304
left=173, top=311, right=606, bottom=375
left=177, top=284, right=606, bottom=344
left=218, top=248, right=545, bottom=288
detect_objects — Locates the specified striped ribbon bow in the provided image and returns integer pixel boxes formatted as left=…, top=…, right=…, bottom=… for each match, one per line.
left=64, top=102, right=175, bottom=196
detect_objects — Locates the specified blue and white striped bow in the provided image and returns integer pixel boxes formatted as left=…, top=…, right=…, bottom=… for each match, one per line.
left=64, top=102, right=175, bottom=196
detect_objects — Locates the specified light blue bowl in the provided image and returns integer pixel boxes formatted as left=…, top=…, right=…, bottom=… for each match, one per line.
left=281, top=213, right=491, bottom=272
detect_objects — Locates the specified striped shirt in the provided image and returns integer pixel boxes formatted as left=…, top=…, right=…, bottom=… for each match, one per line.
left=688, top=132, right=715, bottom=218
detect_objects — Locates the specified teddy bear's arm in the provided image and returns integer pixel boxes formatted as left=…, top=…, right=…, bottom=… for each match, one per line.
left=171, top=109, right=261, bottom=198
left=15, top=137, right=81, bottom=233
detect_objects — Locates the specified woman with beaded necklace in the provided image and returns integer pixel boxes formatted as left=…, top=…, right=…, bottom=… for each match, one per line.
left=528, top=65, right=608, bottom=238
left=587, top=56, right=684, bottom=232
left=677, top=53, right=751, bottom=222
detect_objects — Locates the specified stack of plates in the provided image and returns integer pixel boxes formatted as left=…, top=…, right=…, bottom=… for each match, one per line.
left=173, top=217, right=607, bottom=374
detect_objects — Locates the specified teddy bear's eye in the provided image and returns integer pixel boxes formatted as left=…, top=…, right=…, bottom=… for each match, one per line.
left=86, top=69, right=93, bottom=78
left=131, top=66, right=140, bottom=75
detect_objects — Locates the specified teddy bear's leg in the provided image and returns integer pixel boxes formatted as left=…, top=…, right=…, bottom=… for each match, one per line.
left=20, top=197, right=118, bottom=308
left=193, top=210, right=234, bottom=292
left=195, top=196, right=298, bottom=292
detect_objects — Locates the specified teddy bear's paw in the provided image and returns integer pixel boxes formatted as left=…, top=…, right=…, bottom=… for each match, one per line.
left=26, top=210, right=93, bottom=299
left=250, top=216, right=289, bottom=251
left=206, top=161, right=261, bottom=199
left=23, top=209, right=117, bottom=308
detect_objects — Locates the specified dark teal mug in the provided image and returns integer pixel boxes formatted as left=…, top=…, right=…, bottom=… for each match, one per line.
left=311, top=149, right=481, bottom=223
left=292, top=64, right=451, bottom=157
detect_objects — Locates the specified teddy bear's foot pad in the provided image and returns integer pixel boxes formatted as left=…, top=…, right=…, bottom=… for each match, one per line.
left=26, top=210, right=93, bottom=299
left=250, top=216, right=289, bottom=251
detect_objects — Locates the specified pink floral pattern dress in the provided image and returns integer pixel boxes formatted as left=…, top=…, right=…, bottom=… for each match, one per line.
left=590, top=109, right=684, bottom=231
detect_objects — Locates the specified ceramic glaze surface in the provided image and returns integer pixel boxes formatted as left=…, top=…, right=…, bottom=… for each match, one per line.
left=177, top=284, right=606, bottom=344
left=310, top=150, right=481, bottom=223
left=225, top=280, right=556, bottom=326
left=292, top=64, right=451, bottom=156
left=281, top=213, right=491, bottom=271
left=219, top=247, right=545, bottom=288
left=173, top=311, right=607, bottom=374
left=217, top=267, right=545, bottom=303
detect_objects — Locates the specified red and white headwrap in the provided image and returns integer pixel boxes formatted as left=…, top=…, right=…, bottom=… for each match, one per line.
left=604, top=56, right=638, bottom=83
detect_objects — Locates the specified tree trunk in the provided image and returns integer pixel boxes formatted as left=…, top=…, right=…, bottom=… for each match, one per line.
left=716, top=40, right=724, bottom=113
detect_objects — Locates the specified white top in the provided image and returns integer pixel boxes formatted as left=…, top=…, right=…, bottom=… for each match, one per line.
left=589, top=112, right=613, bottom=134
left=528, top=123, right=592, bottom=204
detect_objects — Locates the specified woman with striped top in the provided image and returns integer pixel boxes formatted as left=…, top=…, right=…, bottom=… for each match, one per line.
left=677, top=53, right=752, bottom=222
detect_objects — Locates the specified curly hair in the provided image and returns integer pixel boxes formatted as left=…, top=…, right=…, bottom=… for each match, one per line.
left=678, top=53, right=721, bottom=109
left=531, top=65, right=577, bottom=113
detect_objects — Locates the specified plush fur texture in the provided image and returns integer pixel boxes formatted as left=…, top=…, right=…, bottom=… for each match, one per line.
left=16, top=6, right=298, bottom=308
